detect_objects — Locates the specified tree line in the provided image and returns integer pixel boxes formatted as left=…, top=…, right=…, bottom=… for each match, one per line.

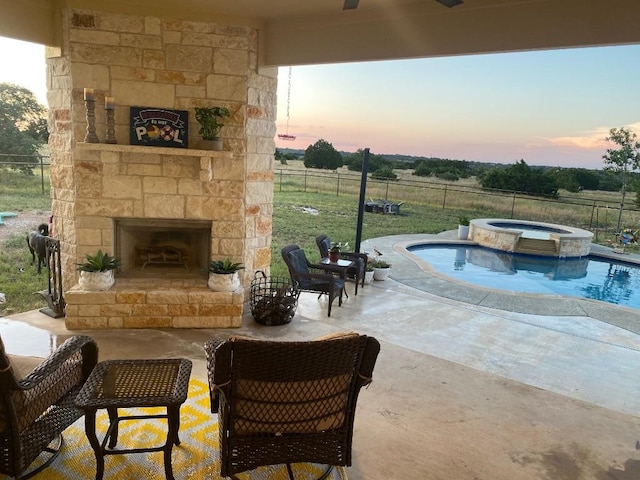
left=276, top=130, right=640, bottom=205
left=0, top=83, right=48, bottom=174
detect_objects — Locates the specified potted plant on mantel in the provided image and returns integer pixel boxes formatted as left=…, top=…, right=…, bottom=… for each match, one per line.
left=208, top=258, right=244, bottom=292
left=76, top=250, right=120, bottom=291
left=194, top=106, right=230, bottom=151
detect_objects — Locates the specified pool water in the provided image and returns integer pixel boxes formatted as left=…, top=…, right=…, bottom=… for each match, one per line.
left=408, top=245, right=640, bottom=309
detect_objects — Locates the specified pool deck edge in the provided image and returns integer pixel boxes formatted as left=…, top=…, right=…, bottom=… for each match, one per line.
left=361, top=232, right=640, bottom=336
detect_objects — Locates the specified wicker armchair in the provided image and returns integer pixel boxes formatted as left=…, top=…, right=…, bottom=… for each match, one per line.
left=0, top=335, right=98, bottom=479
left=316, top=234, right=368, bottom=294
left=205, top=333, right=380, bottom=479
left=281, top=244, right=344, bottom=317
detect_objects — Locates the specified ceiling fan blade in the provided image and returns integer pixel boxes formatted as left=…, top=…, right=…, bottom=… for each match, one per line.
left=436, top=0, right=464, bottom=7
left=343, top=0, right=360, bottom=10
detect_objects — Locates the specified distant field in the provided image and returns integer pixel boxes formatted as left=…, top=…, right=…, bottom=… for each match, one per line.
left=274, top=159, right=640, bottom=243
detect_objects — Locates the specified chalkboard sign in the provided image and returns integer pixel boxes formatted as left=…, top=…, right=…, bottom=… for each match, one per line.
left=129, top=107, right=188, bottom=148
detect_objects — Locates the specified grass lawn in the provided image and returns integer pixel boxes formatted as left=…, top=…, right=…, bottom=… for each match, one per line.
left=269, top=190, right=460, bottom=278
left=0, top=168, right=52, bottom=315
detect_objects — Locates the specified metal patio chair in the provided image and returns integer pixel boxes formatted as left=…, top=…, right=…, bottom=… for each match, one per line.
left=281, top=244, right=344, bottom=317
left=316, top=234, right=368, bottom=293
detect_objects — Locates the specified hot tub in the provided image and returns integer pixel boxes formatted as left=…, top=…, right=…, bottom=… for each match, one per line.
left=469, top=218, right=593, bottom=258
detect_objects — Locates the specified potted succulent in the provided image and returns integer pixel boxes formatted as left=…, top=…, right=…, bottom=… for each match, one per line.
left=370, top=259, right=391, bottom=281
left=458, top=215, right=470, bottom=240
left=76, top=250, right=119, bottom=291
left=194, top=106, right=230, bottom=151
left=208, top=257, right=244, bottom=292
left=363, top=262, right=375, bottom=284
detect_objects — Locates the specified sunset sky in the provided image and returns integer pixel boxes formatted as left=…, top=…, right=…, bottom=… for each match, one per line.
left=3, top=35, right=639, bottom=170
left=275, top=45, right=640, bottom=169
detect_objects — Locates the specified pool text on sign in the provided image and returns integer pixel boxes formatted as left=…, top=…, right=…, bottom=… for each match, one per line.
left=129, top=107, right=189, bottom=149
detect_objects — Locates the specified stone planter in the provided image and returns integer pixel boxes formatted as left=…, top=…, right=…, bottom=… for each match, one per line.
left=363, top=270, right=375, bottom=284
left=373, top=267, right=390, bottom=281
left=458, top=225, right=470, bottom=240
left=78, top=270, right=115, bottom=291
left=208, top=272, right=240, bottom=292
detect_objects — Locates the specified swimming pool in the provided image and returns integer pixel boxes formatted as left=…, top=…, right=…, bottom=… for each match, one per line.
left=408, top=244, right=640, bottom=309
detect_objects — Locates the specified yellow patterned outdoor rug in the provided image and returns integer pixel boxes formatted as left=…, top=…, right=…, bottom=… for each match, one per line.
left=29, top=379, right=347, bottom=480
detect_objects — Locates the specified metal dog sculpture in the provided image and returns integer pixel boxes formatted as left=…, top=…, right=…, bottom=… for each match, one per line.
left=26, top=223, right=49, bottom=274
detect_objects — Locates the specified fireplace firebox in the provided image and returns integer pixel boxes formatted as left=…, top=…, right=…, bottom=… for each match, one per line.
left=115, top=219, right=211, bottom=278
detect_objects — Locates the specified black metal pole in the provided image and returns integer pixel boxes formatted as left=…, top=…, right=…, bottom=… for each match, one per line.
left=355, top=148, right=370, bottom=253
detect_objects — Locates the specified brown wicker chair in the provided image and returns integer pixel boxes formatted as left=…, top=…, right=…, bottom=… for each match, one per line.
left=281, top=244, right=344, bottom=317
left=0, top=335, right=98, bottom=479
left=315, top=234, right=368, bottom=294
left=204, top=333, right=380, bottom=479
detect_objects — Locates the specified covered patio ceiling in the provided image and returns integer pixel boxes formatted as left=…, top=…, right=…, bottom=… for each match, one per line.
left=1, top=0, right=640, bottom=66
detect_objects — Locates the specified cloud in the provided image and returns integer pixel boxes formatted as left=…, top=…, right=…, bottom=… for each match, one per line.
left=540, top=123, right=640, bottom=150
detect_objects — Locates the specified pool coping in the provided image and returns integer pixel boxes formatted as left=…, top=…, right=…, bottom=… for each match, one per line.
left=361, top=233, right=640, bottom=336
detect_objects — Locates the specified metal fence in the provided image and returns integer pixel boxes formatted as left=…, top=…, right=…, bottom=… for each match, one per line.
left=0, top=154, right=51, bottom=194
left=2, top=157, right=635, bottom=243
left=276, top=167, right=639, bottom=243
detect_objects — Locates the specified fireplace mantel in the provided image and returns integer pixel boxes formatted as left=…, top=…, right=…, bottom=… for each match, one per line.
left=76, top=142, right=235, bottom=159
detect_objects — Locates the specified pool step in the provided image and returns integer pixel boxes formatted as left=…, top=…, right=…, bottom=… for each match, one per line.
left=515, top=237, right=559, bottom=255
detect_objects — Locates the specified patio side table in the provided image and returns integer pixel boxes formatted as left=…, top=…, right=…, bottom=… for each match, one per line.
left=314, top=257, right=358, bottom=296
left=75, top=358, right=192, bottom=480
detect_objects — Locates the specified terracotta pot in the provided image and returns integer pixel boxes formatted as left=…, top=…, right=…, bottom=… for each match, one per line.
left=208, top=272, right=240, bottom=292
left=78, top=270, right=115, bottom=291
left=329, top=252, right=340, bottom=263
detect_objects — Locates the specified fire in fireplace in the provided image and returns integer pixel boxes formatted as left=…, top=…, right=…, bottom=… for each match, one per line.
left=115, top=218, right=211, bottom=278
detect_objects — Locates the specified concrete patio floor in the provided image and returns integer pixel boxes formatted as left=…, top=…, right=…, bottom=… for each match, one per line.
left=2, top=234, right=640, bottom=479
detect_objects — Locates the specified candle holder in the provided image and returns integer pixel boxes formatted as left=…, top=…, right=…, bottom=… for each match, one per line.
left=105, top=109, right=117, bottom=144
left=84, top=99, right=100, bottom=143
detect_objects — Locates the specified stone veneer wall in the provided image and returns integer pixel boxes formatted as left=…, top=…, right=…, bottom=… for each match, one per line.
left=46, top=9, right=276, bottom=328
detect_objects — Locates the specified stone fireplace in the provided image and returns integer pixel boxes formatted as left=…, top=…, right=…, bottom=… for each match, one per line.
left=46, top=10, right=276, bottom=329
left=61, top=143, right=248, bottom=329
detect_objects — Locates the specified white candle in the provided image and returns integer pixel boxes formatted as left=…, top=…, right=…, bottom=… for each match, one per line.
left=105, top=97, right=115, bottom=110
left=83, top=88, right=94, bottom=101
